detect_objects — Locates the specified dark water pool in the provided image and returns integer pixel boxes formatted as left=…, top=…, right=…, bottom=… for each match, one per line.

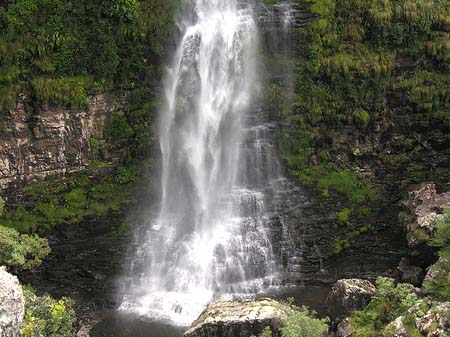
left=91, top=312, right=185, bottom=337
left=90, top=286, right=330, bottom=337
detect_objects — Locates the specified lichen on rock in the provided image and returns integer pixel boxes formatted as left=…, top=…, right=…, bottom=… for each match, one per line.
left=184, top=298, right=289, bottom=337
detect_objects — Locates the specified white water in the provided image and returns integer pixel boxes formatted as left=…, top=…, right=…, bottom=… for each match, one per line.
left=120, top=0, right=279, bottom=326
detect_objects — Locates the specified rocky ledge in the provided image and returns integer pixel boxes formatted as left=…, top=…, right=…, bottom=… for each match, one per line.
left=184, top=298, right=289, bottom=337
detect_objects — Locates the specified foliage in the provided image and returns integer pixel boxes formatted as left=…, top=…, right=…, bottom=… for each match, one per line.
left=422, top=209, right=450, bottom=300
left=0, top=166, right=142, bottom=233
left=0, top=225, right=50, bottom=270
left=281, top=305, right=329, bottom=337
left=350, top=277, right=419, bottom=336
left=0, top=0, right=177, bottom=111
left=251, top=305, right=328, bottom=337
left=21, top=286, right=76, bottom=337
left=428, top=209, right=450, bottom=256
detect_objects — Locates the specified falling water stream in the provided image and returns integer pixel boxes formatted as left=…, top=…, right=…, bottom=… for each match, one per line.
left=120, top=0, right=281, bottom=326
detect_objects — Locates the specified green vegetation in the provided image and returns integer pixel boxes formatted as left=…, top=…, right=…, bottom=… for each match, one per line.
left=0, top=0, right=177, bottom=111
left=280, top=0, right=450, bottom=252
left=251, top=304, right=328, bottom=337
left=350, top=277, right=422, bottom=336
left=21, top=287, right=76, bottom=337
left=0, top=163, right=146, bottom=234
left=0, top=226, right=50, bottom=270
left=280, top=305, right=329, bottom=337
left=422, top=209, right=450, bottom=300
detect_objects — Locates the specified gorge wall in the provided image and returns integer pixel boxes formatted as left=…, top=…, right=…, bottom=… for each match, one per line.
left=0, top=95, right=123, bottom=189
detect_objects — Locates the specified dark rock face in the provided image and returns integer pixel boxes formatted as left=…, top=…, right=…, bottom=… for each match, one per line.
left=326, top=279, right=376, bottom=324
left=0, top=94, right=123, bottom=189
left=184, top=298, right=288, bottom=337
left=398, top=257, right=424, bottom=286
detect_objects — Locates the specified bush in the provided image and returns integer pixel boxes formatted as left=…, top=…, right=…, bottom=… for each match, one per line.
left=281, top=305, right=328, bottom=337
left=0, top=226, right=50, bottom=270
left=21, top=287, right=76, bottom=337
left=350, top=277, right=418, bottom=335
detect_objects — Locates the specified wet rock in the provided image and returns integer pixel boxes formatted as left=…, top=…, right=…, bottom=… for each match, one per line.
left=255, top=1, right=315, bottom=30
left=184, top=298, right=289, bottom=337
left=336, top=318, right=352, bottom=337
left=398, top=257, right=424, bottom=286
left=402, top=182, right=450, bottom=248
left=0, top=267, right=25, bottom=337
left=326, top=279, right=376, bottom=323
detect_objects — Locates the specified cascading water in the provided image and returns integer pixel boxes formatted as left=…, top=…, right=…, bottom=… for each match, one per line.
left=120, top=0, right=280, bottom=326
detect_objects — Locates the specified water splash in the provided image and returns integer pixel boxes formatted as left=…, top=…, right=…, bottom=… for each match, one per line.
left=120, top=0, right=278, bottom=326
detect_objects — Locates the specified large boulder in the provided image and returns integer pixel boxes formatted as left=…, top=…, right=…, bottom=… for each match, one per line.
left=326, top=279, right=376, bottom=324
left=402, top=183, right=450, bottom=248
left=184, top=298, right=289, bottom=337
left=0, top=267, right=25, bottom=337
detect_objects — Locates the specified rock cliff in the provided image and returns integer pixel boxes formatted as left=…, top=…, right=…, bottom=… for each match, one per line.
left=0, top=95, right=122, bottom=189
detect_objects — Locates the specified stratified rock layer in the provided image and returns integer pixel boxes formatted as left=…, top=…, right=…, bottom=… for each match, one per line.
left=184, top=298, right=289, bottom=337
left=0, top=94, right=123, bottom=189
left=0, top=267, right=25, bottom=337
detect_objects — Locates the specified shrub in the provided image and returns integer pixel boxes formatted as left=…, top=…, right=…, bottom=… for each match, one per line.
left=0, top=225, right=50, bottom=270
left=281, top=305, right=328, bottom=337
left=21, top=287, right=76, bottom=337
left=350, top=277, right=418, bottom=335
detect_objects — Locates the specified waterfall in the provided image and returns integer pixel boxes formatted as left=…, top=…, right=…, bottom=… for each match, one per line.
left=120, top=0, right=279, bottom=326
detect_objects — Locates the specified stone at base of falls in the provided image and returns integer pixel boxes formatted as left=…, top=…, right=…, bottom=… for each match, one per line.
left=326, top=279, right=376, bottom=324
left=184, top=298, right=289, bottom=337
left=0, top=267, right=25, bottom=337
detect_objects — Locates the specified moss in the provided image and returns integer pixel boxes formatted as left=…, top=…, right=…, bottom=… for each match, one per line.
left=337, top=208, right=351, bottom=226
left=0, top=164, right=144, bottom=234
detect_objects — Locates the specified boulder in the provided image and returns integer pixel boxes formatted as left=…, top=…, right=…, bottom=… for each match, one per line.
left=0, top=267, right=25, bottom=337
left=184, top=298, right=289, bottom=337
left=326, top=279, right=376, bottom=323
left=336, top=318, right=352, bottom=337
left=415, top=302, right=450, bottom=337
left=385, top=317, right=410, bottom=337
left=402, top=183, right=450, bottom=248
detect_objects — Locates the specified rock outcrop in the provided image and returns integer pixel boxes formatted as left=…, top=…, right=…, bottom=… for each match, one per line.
left=0, top=94, right=123, bottom=189
left=415, top=301, right=450, bottom=337
left=0, top=267, right=25, bottom=337
left=326, top=279, right=376, bottom=324
left=184, top=298, right=289, bottom=337
left=402, top=182, right=450, bottom=248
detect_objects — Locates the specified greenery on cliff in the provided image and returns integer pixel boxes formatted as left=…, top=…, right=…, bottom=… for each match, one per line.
left=0, top=0, right=176, bottom=110
left=280, top=0, right=450, bottom=252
